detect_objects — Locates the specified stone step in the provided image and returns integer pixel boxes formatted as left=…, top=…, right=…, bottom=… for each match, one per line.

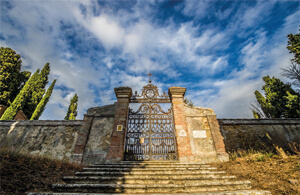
left=91, top=164, right=212, bottom=168
left=28, top=190, right=272, bottom=195
left=82, top=167, right=217, bottom=172
left=52, top=181, right=252, bottom=193
left=119, top=161, right=182, bottom=164
left=111, top=161, right=208, bottom=166
left=75, top=170, right=226, bottom=176
left=63, top=175, right=237, bottom=184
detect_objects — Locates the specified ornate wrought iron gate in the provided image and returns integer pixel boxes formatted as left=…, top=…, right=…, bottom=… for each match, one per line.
left=124, top=76, right=178, bottom=161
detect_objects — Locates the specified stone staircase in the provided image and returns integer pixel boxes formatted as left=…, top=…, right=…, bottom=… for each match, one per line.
left=29, top=161, right=271, bottom=194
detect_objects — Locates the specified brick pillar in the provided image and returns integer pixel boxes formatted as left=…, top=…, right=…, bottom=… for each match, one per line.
left=207, top=114, right=229, bottom=162
left=168, top=87, right=193, bottom=163
left=105, top=87, right=132, bottom=163
left=71, top=115, right=94, bottom=163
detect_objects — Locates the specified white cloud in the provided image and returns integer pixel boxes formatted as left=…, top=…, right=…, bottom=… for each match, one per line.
left=188, top=8, right=299, bottom=118
left=240, top=1, right=275, bottom=29
left=179, top=0, right=211, bottom=19
left=87, top=15, right=125, bottom=49
left=1, top=0, right=298, bottom=120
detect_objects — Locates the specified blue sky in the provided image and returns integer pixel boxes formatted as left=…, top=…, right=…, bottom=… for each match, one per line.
left=1, top=0, right=299, bottom=119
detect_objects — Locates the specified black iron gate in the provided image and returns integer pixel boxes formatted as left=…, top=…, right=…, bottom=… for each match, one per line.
left=124, top=76, right=178, bottom=161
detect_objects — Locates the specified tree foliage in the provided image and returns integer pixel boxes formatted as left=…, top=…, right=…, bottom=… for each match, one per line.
left=23, top=63, right=50, bottom=118
left=0, top=70, right=40, bottom=120
left=64, top=94, right=78, bottom=120
left=252, top=76, right=300, bottom=119
left=0, top=47, right=31, bottom=106
left=282, top=31, right=300, bottom=88
left=184, top=98, right=194, bottom=107
left=0, top=47, right=56, bottom=120
left=287, top=32, right=300, bottom=64
left=30, top=79, right=57, bottom=120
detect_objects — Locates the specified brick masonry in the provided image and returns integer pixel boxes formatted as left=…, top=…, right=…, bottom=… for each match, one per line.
left=105, top=87, right=132, bottom=163
left=169, top=87, right=193, bottom=162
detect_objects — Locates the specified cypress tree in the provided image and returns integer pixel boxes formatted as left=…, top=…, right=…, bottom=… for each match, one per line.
left=23, top=63, right=50, bottom=118
left=1, top=70, right=40, bottom=120
left=0, top=47, right=31, bottom=106
left=64, top=94, right=78, bottom=120
left=30, top=79, right=57, bottom=120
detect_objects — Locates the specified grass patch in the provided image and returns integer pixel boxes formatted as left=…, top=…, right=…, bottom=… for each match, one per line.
left=0, top=149, right=83, bottom=195
left=212, top=150, right=300, bottom=194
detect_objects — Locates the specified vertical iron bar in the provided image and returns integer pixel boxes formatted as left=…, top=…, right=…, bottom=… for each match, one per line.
left=149, top=102, right=152, bottom=160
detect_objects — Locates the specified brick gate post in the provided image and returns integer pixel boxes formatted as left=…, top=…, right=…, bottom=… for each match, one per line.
left=168, top=87, right=193, bottom=163
left=105, top=87, right=132, bottom=163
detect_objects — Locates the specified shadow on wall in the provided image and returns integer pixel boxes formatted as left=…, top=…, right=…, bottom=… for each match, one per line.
left=218, top=119, right=300, bottom=154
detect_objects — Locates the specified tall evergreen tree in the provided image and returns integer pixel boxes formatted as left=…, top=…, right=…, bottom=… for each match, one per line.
left=30, top=79, right=57, bottom=120
left=1, top=70, right=40, bottom=120
left=23, top=63, right=50, bottom=118
left=282, top=31, right=300, bottom=88
left=0, top=47, right=31, bottom=106
left=252, top=76, right=300, bottom=119
left=287, top=32, right=300, bottom=64
left=65, top=94, right=78, bottom=120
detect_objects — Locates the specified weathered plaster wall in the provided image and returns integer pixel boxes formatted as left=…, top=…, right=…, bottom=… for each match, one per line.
left=218, top=119, right=300, bottom=153
left=0, top=120, right=84, bottom=160
left=178, top=104, right=229, bottom=163
left=81, top=104, right=116, bottom=164
left=169, top=87, right=229, bottom=164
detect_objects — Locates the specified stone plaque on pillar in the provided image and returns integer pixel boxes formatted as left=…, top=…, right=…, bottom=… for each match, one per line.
left=117, top=125, right=123, bottom=131
left=193, top=130, right=207, bottom=138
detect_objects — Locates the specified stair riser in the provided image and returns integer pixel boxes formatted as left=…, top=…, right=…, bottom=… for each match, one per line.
left=52, top=184, right=251, bottom=193
left=76, top=171, right=226, bottom=175
left=64, top=175, right=236, bottom=181
left=63, top=178, right=236, bottom=184
left=91, top=165, right=212, bottom=168
left=83, top=168, right=217, bottom=171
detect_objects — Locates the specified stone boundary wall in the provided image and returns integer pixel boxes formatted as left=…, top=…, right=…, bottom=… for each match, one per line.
left=1, top=118, right=299, bottom=163
left=0, top=120, right=84, bottom=126
left=218, top=119, right=300, bottom=153
left=0, top=120, right=84, bottom=161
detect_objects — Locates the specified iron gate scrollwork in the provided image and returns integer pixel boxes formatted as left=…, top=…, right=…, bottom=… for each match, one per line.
left=124, top=76, right=178, bottom=161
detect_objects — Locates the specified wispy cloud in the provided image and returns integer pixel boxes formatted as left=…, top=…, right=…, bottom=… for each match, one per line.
left=0, top=0, right=299, bottom=119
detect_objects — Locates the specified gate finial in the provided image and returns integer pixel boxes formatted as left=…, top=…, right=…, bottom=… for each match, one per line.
left=147, top=72, right=153, bottom=83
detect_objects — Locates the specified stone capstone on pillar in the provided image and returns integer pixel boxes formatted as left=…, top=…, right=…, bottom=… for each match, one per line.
left=168, top=87, right=187, bottom=104
left=114, top=87, right=133, bottom=100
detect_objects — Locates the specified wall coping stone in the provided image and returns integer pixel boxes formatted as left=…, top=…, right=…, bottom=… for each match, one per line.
left=87, top=104, right=116, bottom=115
left=0, top=120, right=85, bottom=126
left=84, top=114, right=115, bottom=117
left=218, top=119, right=300, bottom=125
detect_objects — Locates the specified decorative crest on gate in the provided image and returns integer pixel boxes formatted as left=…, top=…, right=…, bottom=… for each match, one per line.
left=124, top=72, right=178, bottom=161
left=130, top=73, right=170, bottom=103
